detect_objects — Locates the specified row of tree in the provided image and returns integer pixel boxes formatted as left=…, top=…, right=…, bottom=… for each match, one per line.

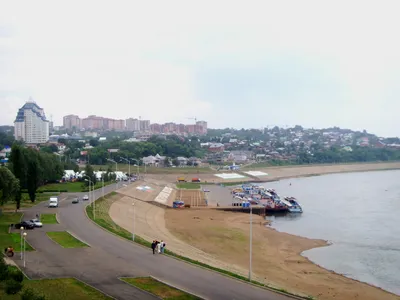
left=296, top=146, right=400, bottom=164
left=1, top=145, right=64, bottom=208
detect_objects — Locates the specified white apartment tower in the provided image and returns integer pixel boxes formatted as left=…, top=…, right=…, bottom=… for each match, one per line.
left=14, top=101, right=49, bottom=144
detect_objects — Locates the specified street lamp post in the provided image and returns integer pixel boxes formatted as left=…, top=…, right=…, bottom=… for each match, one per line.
left=120, top=157, right=131, bottom=178
left=20, top=227, right=24, bottom=260
left=23, top=232, right=27, bottom=267
left=84, top=177, right=95, bottom=219
left=102, top=175, right=104, bottom=199
left=132, top=201, right=135, bottom=241
left=249, top=204, right=253, bottom=281
left=107, top=158, right=118, bottom=188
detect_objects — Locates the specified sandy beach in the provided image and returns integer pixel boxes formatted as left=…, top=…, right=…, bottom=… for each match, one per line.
left=144, top=161, right=400, bottom=184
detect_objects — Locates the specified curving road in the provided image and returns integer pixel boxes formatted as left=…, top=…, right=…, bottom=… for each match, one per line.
left=15, top=182, right=295, bottom=300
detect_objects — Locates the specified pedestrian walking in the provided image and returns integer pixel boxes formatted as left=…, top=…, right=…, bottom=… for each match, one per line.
left=151, top=240, right=156, bottom=255
left=161, top=240, right=166, bottom=253
left=157, top=240, right=161, bottom=254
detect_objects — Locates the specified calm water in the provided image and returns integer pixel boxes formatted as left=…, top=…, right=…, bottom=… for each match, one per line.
left=263, top=170, right=400, bottom=296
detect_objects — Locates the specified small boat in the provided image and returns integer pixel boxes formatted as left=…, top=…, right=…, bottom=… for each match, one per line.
left=283, top=197, right=303, bottom=213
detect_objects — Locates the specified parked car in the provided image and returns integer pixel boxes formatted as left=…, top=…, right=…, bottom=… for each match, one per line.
left=82, top=195, right=89, bottom=201
left=30, top=219, right=43, bottom=228
left=72, top=198, right=79, bottom=204
left=14, top=221, right=35, bottom=230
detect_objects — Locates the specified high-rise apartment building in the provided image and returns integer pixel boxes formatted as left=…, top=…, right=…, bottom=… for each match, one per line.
left=140, top=120, right=150, bottom=131
left=63, top=114, right=81, bottom=130
left=14, top=101, right=49, bottom=144
left=126, top=118, right=140, bottom=131
left=196, top=121, right=208, bottom=134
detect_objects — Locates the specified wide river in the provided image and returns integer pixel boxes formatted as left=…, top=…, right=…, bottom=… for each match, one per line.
left=263, top=170, right=400, bottom=296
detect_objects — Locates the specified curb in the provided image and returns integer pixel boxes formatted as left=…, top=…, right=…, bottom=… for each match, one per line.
left=118, top=277, right=163, bottom=300
left=150, top=275, right=207, bottom=300
left=84, top=196, right=306, bottom=300
left=66, top=230, right=91, bottom=247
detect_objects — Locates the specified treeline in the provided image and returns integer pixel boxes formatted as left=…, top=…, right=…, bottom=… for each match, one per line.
left=62, top=135, right=206, bottom=165
left=296, top=146, right=400, bottom=164
left=1, top=145, right=64, bottom=208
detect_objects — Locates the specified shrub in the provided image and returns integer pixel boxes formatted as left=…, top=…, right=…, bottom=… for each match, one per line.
left=0, top=257, right=8, bottom=281
left=8, top=268, right=24, bottom=282
left=21, top=288, right=46, bottom=300
left=5, top=279, right=23, bottom=294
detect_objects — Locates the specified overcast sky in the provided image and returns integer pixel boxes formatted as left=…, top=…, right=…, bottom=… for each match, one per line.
left=1, top=1, right=399, bottom=136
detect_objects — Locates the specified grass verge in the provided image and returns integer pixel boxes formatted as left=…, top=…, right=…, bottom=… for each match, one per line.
left=176, top=182, right=201, bottom=189
left=0, top=213, right=34, bottom=251
left=86, top=193, right=309, bottom=300
left=46, top=231, right=88, bottom=248
left=121, top=277, right=202, bottom=300
left=40, top=213, right=58, bottom=224
left=0, top=266, right=112, bottom=300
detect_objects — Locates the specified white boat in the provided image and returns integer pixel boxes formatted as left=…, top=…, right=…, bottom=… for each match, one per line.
left=282, top=197, right=303, bottom=213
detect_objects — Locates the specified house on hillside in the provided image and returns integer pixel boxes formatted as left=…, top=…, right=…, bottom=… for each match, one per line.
left=142, top=153, right=166, bottom=167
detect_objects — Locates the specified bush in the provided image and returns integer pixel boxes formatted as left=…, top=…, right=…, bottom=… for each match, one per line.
left=0, top=257, right=8, bottom=281
left=8, top=268, right=24, bottom=282
left=21, top=288, right=46, bottom=300
left=5, top=279, right=23, bottom=294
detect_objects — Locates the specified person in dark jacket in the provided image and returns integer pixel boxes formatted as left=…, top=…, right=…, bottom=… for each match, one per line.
left=151, top=240, right=156, bottom=254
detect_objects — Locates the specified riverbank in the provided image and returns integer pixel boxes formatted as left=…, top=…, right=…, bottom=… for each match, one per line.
left=143, top=161, right=400, bottom=184
left=165, top=209, right=399, bottom=300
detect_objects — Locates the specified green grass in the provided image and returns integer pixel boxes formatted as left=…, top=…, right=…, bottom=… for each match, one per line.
left=46, top=231, right=88, bottom=248
left=0, top=267, right=112, bottom=300
left=0, top=213, right=34, bottom=251
left=38, top=181, right=113, bottom=193
left=83, top=164, right=212, bottom=174
left=176, top=182, right=201, bottom=189
left=40, top=213, right=58, bottom=224
left=0, top=192, right=60, bottom=211
left=121, top=277, right=202, bottom=300
left=86, top=193, right=309, bottom=299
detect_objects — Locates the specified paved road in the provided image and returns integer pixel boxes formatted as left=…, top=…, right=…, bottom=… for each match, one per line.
left=15, top=182, right=294, bottom=300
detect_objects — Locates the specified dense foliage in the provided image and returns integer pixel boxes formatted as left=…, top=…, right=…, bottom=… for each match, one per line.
left=9, top=145, right=64, bottom=203
left=62, top=135, right=206, bottom=165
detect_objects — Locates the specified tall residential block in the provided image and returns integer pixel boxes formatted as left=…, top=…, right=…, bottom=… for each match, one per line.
left=63, top=114, right=81, bottom=129
left=140, top=120, right=150, bottom=131
left=126, top=118, right=140, bottom=131
left=14, top=101, right=49, bottom=144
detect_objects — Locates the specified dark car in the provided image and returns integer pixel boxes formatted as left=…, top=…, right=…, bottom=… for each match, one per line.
left=14, top=221, right=35, bottom=230
left=72, top=198, right=79, bottom=204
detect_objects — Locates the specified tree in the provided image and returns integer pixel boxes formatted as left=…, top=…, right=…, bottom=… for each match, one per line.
left=26, top=150, right=40, bottom=202
left=84, top=164, right=97, bottom=185
left=0, top=167, right=20, bottom=205
left=172, top=158, right=180, bottom=167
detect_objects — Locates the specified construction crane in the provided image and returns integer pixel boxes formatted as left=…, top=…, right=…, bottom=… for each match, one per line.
left=187, top=117, right=197, bottom=124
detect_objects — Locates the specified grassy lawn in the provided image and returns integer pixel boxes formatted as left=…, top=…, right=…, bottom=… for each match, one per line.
left=46, top=231, right=88, bottom=248
left=0, top=269, right=112, bottom=300
left=0, top=213, right=34, bottom=251
left=40, top=213, right=58, bottom=224
left=121, top=277, right=202, bottom=300
left=0, top=192, right=60, bottom=211
left=176, top=182, right=201, bottom=189
left=39, top=181, right=113, bottom=193
left=84, top=164, right=212, bottom=174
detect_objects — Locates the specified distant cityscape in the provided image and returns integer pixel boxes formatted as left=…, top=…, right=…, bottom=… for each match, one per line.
left=12, top=100, right=208, bottom=144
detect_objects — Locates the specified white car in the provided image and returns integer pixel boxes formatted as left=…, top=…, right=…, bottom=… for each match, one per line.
left=82, top=195, right=89, bottom=201
left=30, top=219, right=43, bottom=228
